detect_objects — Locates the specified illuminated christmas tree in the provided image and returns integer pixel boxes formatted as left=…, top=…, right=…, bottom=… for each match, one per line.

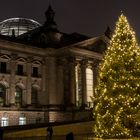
left=93, top=14, right=140, bottom=138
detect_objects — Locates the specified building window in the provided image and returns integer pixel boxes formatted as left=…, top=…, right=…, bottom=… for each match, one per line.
left=0, top=62, right=7, bottom=73
left=86, top=68, right=94, bottom=108
left=19, top=115, right=26, bottom=125
left=17, top=64, right=23, bottom=75
left=31, top=87, right=38, bottom=105
left=75, top=65, right=82, bottom=107
left=15, top=86, right=22, bottom=106
left=0, top=85, right=6, bottom=106
left=32, top=67, right=38, bottom=77
left=1, top=117, right=8, bottom=127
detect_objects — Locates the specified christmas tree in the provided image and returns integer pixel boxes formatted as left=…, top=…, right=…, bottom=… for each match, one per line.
left=93, top=14, right=140, bottom=138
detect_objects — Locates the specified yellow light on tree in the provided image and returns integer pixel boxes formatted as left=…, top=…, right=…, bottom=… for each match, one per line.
left=93, top=13, right=140, bottom=138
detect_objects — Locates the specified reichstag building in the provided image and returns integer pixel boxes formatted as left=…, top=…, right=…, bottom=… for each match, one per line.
left=0, top=5, right=110, bottom=126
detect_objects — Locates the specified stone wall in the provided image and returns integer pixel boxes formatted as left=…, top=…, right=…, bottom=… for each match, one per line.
left=49, top=110, right=92, bottom=122
left=0, top=110, right=92, bottom=126
left=0, top=111, right=45, bottom=126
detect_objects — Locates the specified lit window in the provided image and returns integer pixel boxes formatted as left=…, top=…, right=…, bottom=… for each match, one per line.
left=86, top=68, right=94, bottom=108
left=1, top=117, right=8, bottom=127
left=19, top=117, right=26, bottom=125
left=15, top=86, right=22, bottom=106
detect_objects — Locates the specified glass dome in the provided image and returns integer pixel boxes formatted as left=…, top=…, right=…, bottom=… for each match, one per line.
left=0, top=18, right=41, bottom=37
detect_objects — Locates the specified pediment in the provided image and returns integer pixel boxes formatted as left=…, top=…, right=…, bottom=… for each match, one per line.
left=17, top=57, right=26, bottom=63
left=87, top=39, right=107, bottom=53
left=32, top=60, right=42, bottom=66
left=71, top=35, right=109, bottom=54
left=0, top=54, right=10, bottom=60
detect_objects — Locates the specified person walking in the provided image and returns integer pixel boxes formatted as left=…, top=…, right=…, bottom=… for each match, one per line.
left=47, top=125, right=53, bottom=140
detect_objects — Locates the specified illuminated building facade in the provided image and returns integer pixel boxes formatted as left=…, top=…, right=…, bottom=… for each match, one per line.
left=0, top=5, right=110, bottom=126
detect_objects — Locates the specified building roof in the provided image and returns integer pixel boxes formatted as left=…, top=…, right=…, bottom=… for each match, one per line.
left=16, top=5, right=90, bottom=48
left=0, top=5, right=109, bottom=52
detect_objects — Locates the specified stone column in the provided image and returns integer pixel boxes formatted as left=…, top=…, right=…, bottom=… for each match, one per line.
left=26, top=57, right=32, bottom=105
left=41, top=59, right=48, bottom=105
left=10, top=54, right=17, bottom=105
left=90, top=65, right=95, bottom=99
left=22, top=89, right=27, bottom=106
left=56, top=58, right=64, bottom=105
left=5, top=88, right=9, bottom=105
left=75, top=61, right=82, bottom=107
left=46, top=57, right=57, bottom=105
left=93, top=59, right=100, bottom=96
left=63, top=58, right=69, bottom=106
left=69, top=57, right=76, bottom=106
left=80, top=60, right=87, bottom=108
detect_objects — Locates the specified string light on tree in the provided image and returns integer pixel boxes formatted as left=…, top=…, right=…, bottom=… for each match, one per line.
left=93, top=13, right=140, bottom=138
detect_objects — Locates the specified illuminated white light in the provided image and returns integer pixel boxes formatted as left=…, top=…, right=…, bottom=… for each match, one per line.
left=1, top=117, right=8, bottom=127
left=19, top=117, right=26, bottom=125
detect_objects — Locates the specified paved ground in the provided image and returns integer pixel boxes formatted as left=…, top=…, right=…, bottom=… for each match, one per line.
left=4, top=121, right=94, bottom=139
left=3, top=121, right=140, bottom=140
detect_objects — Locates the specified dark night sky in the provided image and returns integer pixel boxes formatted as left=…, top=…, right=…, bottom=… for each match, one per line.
left=0, top=0, right=140, bottom=41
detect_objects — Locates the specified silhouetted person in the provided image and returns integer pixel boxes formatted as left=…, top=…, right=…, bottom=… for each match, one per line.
left=66, top=132, right=74, bottom=140
left=47, top=126, right=53, bottom=140
left=0, top=128, right=3, bottom=140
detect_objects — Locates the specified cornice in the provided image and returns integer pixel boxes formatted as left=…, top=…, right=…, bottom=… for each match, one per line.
left=0, top=39, right=45, bottom=56
left=56, top=47, right=102, bottom=60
